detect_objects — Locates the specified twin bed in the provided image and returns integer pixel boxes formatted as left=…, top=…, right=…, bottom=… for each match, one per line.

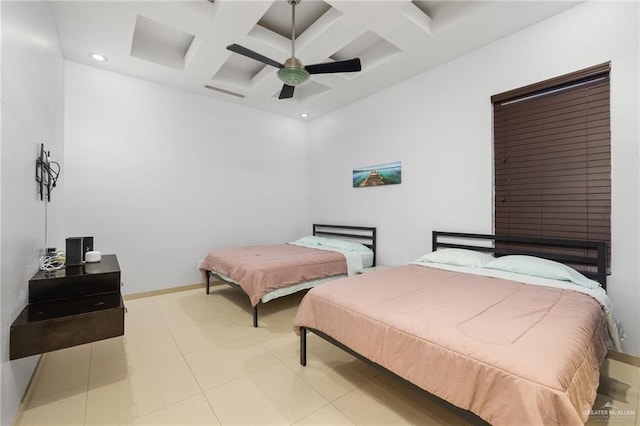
left=294, top=231, right=622, bottom=426
left=199, top=224, right=376, bottom=327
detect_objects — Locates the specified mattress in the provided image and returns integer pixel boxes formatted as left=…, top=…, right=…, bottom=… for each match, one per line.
left=293, top=264, right=609, bottom=426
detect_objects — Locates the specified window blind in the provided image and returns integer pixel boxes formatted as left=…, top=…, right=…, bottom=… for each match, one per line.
left=492, top=63, right=611, bottom=265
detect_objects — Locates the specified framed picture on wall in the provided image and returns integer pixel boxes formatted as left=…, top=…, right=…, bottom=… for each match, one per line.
left=353, top=161, right=402, bottom=188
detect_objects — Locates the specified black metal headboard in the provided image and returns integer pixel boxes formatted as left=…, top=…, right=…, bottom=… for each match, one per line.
left=313, top=224, right=377, bottom=267
left=432, top=231, right=607, bottom=289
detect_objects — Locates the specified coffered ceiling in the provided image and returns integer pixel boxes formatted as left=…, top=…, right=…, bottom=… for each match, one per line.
left=51, top=1, right=580, bottom=120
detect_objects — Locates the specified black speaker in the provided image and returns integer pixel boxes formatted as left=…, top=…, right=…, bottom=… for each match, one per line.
left=65, top=237, right=83, bottom=267
left=82, top=236, right=94, bottom=258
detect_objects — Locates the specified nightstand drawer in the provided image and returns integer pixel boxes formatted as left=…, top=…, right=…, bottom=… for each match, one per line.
left=10, top=293, right=124, bottom=360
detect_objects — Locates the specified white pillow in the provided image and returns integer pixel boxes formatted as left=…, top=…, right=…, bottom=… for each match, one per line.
left=483, top=255, right=600, bottom=289
left=316, top=237, right=371, bottom=252
left=417, top=248, right=495, bottom=268
left=293, top=236, right=323, bottom=246
left=293, top=236, right=371, bottom=252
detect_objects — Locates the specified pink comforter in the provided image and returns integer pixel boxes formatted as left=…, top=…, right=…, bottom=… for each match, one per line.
left=293, top=264, right=608, bottom=426
left=200, top=244, right=346, bottom=306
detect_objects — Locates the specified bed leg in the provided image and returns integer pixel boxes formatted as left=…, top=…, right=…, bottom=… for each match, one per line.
left=300, top=327, right=307, bottom=366
left=206, top=271, right=210, bottom=295
left=253, top=305, right=258, bottom=328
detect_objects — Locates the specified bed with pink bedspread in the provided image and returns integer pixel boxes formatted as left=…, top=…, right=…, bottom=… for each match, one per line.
left=293, top=232, right=620, bottom=425
left=200, top=224, right=376, bottom=327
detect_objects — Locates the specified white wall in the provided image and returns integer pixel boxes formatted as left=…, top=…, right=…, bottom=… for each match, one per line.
left=308, top=1, right=640, bottom=355
left=64, top=62, right=310, bottom=294
left=0, top=1, right=65, bottom=424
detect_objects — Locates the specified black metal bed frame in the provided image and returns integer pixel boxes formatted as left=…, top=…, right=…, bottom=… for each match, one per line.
left=205, top=223, right=376, bottom=327
left=299, top=231, right=608, bottom=423
left=298, top=325, right=490, bottom=425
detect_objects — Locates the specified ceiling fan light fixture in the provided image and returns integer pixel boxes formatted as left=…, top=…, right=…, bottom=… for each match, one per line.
left=278, top=67, right=309, bottom=85
left=278, top=57, right=309, bottom=85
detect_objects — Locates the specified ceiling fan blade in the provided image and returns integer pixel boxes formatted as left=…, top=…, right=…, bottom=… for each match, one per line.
left=305, top=58, right=362, bottom=74
left=279, top=84, right=295, bottom=99
left=226, top=44, right=283, bottom=69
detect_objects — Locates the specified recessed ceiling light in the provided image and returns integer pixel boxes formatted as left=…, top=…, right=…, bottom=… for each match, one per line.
left=300, top=113, right=309, bottom=118
left=89, top=53, right=108, bottom=62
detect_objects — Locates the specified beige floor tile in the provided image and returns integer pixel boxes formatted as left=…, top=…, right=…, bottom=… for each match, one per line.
left=151, top=288, right=201, bottom=303
left=300, top=332, right=382, bottom=363
left=587, top=393, right=637, bottom=425
left=204, top=363, right=328, bottom=425
left=154, top=290, right=231, bottom=332
left=124, top=310, right=170, bottom=339
left=256, top=291, right=307, bottom=321
left=207, top=286, right=305, bottom=329
left=207, top=287, right=256, bottom=324
left=598, top=359, right=640, bottom=407
left=294, top=404, right=356, bottom=425
left=88, top=337, right=131, bottom=388
left=605, top=358, right=640, bottom=387
left=124, top=297, right=160, bottom=316
left=157, top=309, right=229, bottom=333
left=258, top=330, right=301, bottom=361
left=244, top=319, right=297, bottom=344
left=170, top=318, right=247, bottom=355
left=151, top=288, right=215, bottom=306
left=121, top=393, right=220, bottom=426
left=90, top=331, right=182, bottom=384
left=637, top=390, right=640, bottom=422
left=283, top=338, right=380, bottom=402
left=585, top=357, right=640, bottom=425
left=195, top=284, right=241, bottom=302
left=183, top=335, right=280, bottom=391
left=243, top=312, right=299, bottom=344
left=21, top=386, right=86, bottom=426
left=85, top=356, right=201, bottom=426
left=30, top=343, right=91, bottom=400
left=231, top=291, right=306, bottom=333
left=333, top=374, right=467, bottom=426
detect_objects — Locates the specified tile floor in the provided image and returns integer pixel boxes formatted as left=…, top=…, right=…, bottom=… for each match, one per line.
left=16, top=285, right=640, bottom=426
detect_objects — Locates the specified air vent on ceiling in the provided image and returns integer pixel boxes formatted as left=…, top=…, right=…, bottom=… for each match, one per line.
left=204, top=85, right=245, bottom=98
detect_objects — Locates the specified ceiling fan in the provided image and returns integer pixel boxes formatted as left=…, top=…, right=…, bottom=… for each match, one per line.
left=226, top=0, right=362, bottom=99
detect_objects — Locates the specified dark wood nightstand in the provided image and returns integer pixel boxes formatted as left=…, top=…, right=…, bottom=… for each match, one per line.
left=9, top=254, right=125, bottom=360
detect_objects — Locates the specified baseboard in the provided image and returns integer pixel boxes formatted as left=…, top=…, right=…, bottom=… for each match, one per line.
left=123, top=282, right=205, bottom=301
left=11, top=354, right=44, bottom=426
left=608, top=350, right=640, bottom=367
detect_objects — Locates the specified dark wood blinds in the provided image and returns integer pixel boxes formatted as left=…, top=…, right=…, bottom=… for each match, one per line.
left=492, top=63, right=611, bottom=265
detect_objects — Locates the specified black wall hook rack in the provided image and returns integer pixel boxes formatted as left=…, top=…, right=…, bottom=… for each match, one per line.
left=35, top=143, right=60, bottom=202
